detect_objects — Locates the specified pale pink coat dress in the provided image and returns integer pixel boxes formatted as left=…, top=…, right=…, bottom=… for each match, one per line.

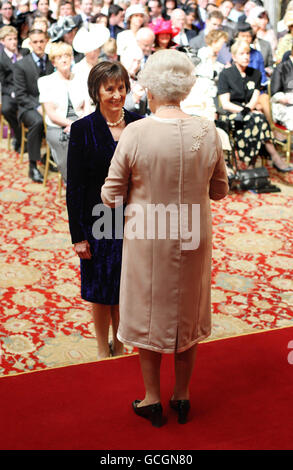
left=101, top=115, right=229, bottom=353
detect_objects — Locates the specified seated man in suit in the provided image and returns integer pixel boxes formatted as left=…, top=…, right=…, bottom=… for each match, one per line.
left=170, top=8, right=197, bottom=46
left=108, top=4, right=124, bottom=39
left=189, top=9, right=224, bottom=52
left=14, top=28, right=54, bottom=183
left=0, top=25, right=30, bottom=152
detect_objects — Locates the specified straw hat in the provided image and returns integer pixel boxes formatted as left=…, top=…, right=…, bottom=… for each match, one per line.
left=73, top=24, right=110, bottom=53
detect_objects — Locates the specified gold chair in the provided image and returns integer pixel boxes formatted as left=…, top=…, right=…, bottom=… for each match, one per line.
left=268, top=81, right=292, bottom=164
left=0, top=114, right=12, bottom=150
left=41, top=104, right=62, bottom=199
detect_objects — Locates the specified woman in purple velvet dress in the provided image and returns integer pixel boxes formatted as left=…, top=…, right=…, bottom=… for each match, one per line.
left=66, top=61, right=142, bottom=359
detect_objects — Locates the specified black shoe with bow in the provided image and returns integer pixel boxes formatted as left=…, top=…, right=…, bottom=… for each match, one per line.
left=132, top=400, right=164, bottom=427
left=169, top=399, right=190, bottom=424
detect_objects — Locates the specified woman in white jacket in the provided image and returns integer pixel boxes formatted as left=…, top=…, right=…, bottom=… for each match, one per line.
left=38, top=41, right=85, bottom=181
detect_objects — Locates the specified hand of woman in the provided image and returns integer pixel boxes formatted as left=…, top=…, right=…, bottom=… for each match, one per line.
left=74, top=240, right=92, bottom=259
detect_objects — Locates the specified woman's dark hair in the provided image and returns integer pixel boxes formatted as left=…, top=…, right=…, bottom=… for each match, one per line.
left=88, top=61, right=130, bottom=105
left=90, top=12, right=109, bottom=26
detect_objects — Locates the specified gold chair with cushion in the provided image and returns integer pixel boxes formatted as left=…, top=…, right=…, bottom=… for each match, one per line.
left=41, top=104, right=62, bottom=199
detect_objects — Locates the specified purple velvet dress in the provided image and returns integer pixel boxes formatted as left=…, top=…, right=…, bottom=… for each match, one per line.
left=66, top=107, right=142, bottom=304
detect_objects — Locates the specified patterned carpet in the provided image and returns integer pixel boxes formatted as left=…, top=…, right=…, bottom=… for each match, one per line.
left=0, top=139, right=292, bottom=376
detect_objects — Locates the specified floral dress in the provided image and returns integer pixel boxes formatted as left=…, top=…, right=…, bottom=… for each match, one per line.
left=218, top=64, right=274, bottom=166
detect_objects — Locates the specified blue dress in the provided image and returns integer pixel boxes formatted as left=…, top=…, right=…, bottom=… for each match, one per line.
left=66, top=107, right=142, bottom=304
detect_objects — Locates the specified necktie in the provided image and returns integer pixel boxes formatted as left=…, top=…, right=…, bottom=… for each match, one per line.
left=39, top=57, right=46, bottom=76
left=12, top=53, right=17, bottom=63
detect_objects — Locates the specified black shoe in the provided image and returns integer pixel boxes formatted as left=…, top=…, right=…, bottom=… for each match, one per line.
left=273, top=163, right=293, bottom=173
left=169, top=399, right=190, bottom=424
left=28, top=167, right=44, bottom=183
left=132, top=400, right=165, bottom=427
left=13, top=139, right=21, bottom=153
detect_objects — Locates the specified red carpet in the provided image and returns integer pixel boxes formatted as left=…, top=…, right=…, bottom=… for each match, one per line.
left=1, top=327, right=293, bottom=450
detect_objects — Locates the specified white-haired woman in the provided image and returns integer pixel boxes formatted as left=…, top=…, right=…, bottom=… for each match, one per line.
left=101, top=49, right=229, bottom=427
left=38, top=41, right=85, bottom=181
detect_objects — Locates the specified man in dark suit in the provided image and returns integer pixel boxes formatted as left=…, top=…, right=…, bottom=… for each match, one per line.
left=0, top=25, right=29, bottom=151
left=108, top=5, right=124, bottom=39
left=14, top=28, right=54, bottom=183
left=189, top=9, right=224, bottom=53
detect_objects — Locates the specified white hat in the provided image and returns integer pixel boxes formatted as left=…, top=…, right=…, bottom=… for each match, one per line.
left=246, top=6, right=266, bottom=25
left=125, top=5, right=147, bottom=23
left=73, top=24, right=110, bottom=53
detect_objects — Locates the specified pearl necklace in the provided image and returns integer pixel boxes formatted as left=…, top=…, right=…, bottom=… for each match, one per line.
left=106, top=108, right=125, bottom=127
left=156, top=105, right=181, bottom=113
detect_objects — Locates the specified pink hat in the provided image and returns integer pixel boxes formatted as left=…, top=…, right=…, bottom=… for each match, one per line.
left=149, top=19, right=180, bottom=38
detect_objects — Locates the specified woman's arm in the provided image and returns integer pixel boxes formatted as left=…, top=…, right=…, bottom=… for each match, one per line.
left=219, top=93, right=243, bottom=113
left=246, top=88, right=260, bottom=111
left=209, top=128, right=229, bottom=201
left=43, top=102, right=74, bottom=129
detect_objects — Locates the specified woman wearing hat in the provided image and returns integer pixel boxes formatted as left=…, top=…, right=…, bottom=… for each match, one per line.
left=66, top=61, right=142, bottom=359
left=72, top=23, right=110, bottom=112
left=149, top=18, right=178, bottom=51
left=276, top=11, right=293, bottom=63
left=116, top=4, right=147, bottom=57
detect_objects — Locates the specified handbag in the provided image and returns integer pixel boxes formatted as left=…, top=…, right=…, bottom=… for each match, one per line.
left=229, top=133, right=280, bottom=193
left=236, top=166, right=270, bottom=190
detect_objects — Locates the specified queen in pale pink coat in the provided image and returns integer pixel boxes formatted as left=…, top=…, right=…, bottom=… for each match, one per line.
left=101, top=49, right=229, bottom=427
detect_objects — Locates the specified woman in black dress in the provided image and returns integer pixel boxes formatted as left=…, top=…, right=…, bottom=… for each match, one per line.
left=66, top=61, right=142, bottom=359
left=218, top=39, right=292, bottom=172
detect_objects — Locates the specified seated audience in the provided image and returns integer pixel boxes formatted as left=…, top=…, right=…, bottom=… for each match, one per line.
left=148, top=0, right=163, bottom=25
left=75, top=0, right=94, bottom=28
left=181, top=29, right=228, bottom=122
left=135, top=26, right=155, bottom=67
left=276, top=11, right=293, bottom=64
left=116, top=4, right=146, bottom=57
left=234, top=0, right=255, bottom=23
left=0, top=25, right=30, bottom=152
left=217, top=39, right=292, bottom=173
left=90, top=12, right=108, bottom=26
left=170, top=8, right=197, bottom=46
left=38, top=41, right=86, bottom=182
left=120, top=43, right=147, bottom=115
left=29, top=0, right=56, bottom=28
left=247, top=6, right=277, bottom=57
left=162, top=0, right=177, bottom=21
left=189, top=9, right=224, bottom=53
left=72, top=23, right=110, bottom=112
left=14, top=28, right=55, bottom=183
left=48, top=15, right=84, bottom=63
left=219, top=0, right=237, bottom=39
left=56, top=0, right=76, bottom=21
left=102, top=37, right=118, bottom=60
left=184, top=6, right=200, bottom=35
left=149, top=18, right=177, bottom=50
left=270, top=43, right=293, bottom=132
left=0, top=1, right=17, bottom=28
left=246, top=7, right=275, bottom=76
left=108, top=4, right=124, bottom=39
